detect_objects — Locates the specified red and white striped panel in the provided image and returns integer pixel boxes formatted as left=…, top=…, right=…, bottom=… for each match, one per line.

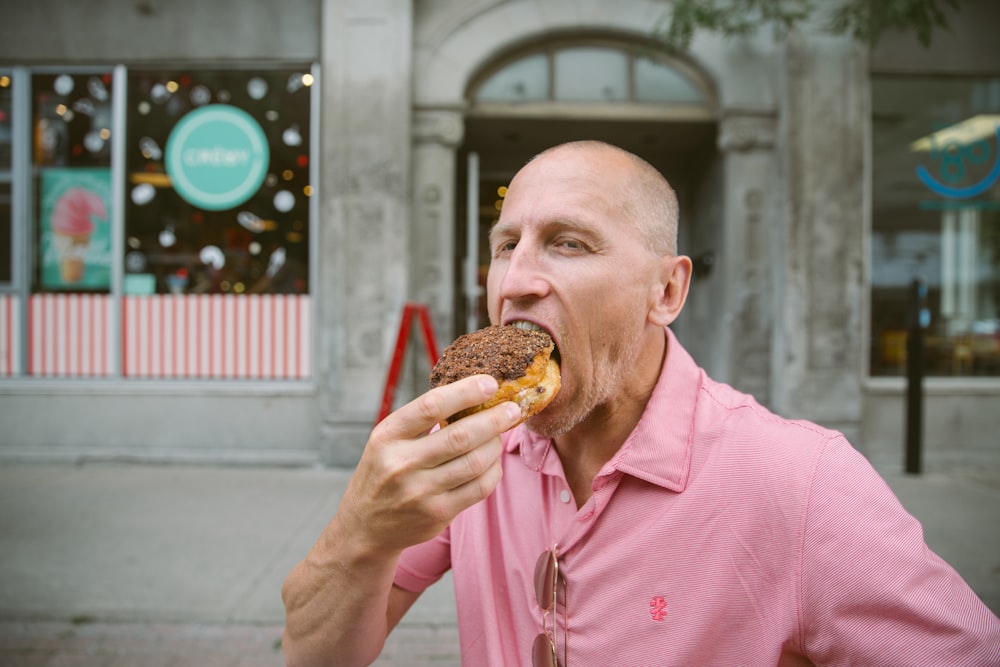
left=0, top=294, right=22, bottom=377
left=28, top=293, right=112, bottom=377
left=122, top=294, right=311, bottom=379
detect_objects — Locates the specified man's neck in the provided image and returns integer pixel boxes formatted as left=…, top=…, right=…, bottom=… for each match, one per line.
left=553, top=330, right=668, bottom=506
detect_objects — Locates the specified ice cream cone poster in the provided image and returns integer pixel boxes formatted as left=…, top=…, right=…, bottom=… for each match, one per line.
left=40, top=168, right=112, bottom=289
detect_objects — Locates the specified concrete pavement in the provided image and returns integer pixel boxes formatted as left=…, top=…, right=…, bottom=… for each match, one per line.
left=0, top=461, right=996, bottom=666
left=0, top=463, right=460, bottom=666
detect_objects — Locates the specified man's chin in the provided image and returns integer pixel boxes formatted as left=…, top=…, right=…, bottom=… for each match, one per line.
left=524, top=407, right=575, bottom=439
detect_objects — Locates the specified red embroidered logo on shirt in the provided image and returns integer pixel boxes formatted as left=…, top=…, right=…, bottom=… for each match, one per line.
left=649, top=596, right=668, bottom=621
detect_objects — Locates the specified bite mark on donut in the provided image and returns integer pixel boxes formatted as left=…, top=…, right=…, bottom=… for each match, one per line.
left=429, top=325, right=561, bottom=425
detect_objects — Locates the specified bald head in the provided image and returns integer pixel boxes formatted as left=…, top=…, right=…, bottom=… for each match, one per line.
left=527, top=141, right=679, bottom=256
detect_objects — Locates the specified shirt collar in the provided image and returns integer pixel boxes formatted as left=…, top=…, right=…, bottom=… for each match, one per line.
left=505, top=327, right=699, bottom=492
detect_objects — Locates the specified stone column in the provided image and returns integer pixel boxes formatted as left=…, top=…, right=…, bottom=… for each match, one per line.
left=411, top=109, right=464, bottom=348
left=773, top=31, right=867, bottom=444
left=375, top=109, right=467, bottom=408
left=716, top=111, right=779, bottom=406
left=317, top=0, right=414, bottom=465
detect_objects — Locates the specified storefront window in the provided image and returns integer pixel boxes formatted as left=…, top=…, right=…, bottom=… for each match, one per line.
left=0, top=64, right=315, bottom=380
left=871, top=77, right=1000, bottom=377
left=0, top=73, right=11, bottom=285
left=124, top=68, right=312, bottom=296
left=31, top=71, right=115, bottom=292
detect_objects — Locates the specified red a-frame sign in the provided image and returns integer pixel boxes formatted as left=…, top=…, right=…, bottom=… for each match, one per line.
left=376, top=302, right=440, bottom=424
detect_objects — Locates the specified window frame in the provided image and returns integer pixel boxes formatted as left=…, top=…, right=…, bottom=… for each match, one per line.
left=466, top=36, right=716, bottom=122
left=0, top=62, right=319, bottom=382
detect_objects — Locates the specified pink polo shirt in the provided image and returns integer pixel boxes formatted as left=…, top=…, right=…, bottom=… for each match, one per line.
left=395, top=328, right=1000, bottom=666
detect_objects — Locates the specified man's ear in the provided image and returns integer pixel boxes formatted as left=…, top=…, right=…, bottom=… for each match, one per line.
left=648, top=255, right=692, bottom=327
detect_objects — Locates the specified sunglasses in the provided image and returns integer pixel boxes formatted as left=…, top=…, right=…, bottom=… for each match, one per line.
left=532, top=546, right=567, bottom=667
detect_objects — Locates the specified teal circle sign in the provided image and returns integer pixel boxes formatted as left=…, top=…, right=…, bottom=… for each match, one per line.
left=165, top=104, right=269, bottom=211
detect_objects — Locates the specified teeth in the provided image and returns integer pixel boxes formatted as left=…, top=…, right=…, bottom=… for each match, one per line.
left=511, top=321, right=544, bottom=332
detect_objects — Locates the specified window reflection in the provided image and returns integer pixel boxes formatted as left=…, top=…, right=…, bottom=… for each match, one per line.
left=472, top=44, right=707, bottom=107
left=635, top=55, right=704, bottom=103
left=0, top=73, right=11, bottom=168
left=32, top=71, right=115, bottom=293
left=554, top=47, right=627, bottom=102
left=0, top=181, right=10, bottom=284
left=871, top=77, right=1000, bottom=377
left=33, top=73, right=113, bottom=168
left=476, top=54, right=549, bottom=102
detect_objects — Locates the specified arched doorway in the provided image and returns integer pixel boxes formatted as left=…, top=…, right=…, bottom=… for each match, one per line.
left=454, top=34, right=719, bottom=336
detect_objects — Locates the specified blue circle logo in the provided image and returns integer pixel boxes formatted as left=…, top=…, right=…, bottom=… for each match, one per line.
left=915, top=119, right=1000, bottom=199
left=165, top=104, right=269, bottom=211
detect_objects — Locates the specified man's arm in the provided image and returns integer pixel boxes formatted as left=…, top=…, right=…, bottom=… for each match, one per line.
left=800, top=435, right=1000, bottom=665
left=280, top=521, right=421, bottom=665
left=281, top=375, right=521, bottom=667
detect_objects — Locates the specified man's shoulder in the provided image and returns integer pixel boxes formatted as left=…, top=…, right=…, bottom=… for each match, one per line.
left=696, top=374, right=841, bottom=445
left=686, top=373, right=851, bottom=499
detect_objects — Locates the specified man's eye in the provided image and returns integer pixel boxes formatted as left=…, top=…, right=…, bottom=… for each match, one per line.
left=558, top=238, right=587, bottom=251
left=493, top=240, right=517, bottom=256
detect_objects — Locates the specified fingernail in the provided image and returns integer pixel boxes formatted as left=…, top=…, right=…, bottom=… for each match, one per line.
left=479, top=376, right=499, bottom=395
left=506, top=403, right=522, bottom=422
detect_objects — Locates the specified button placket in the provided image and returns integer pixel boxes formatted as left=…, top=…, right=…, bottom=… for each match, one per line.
left=579, top=471, right=621, bottom=523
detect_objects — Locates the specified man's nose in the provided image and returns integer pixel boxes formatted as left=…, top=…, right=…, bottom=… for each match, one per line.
left=496, top=245, right=550, bottom=301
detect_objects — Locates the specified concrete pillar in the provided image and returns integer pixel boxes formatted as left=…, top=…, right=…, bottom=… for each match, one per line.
left=717, top=111, right=779, bottom=406
left=411, top=110, right=464, bottom=348
left=317, top=0, right=414, bottom=465
left=376, top=109, right=468, bottom=409
left=773, top=31, right=867, bottom=443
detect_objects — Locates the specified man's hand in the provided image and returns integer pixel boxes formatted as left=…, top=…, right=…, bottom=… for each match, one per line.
left=281, top=374, right=521, bottom=667
left=339, top=373, right=521, bottom=554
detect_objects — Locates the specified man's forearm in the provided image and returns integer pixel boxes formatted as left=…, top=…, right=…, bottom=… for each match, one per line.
left=281, top=516, right=401, bottom=667
left=281, top=376, right=513, bottom=665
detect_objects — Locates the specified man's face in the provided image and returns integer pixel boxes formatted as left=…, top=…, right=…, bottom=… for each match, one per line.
left=486, top=148, right=666, bottom=437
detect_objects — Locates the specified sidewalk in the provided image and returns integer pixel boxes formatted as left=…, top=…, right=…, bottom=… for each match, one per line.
left=0, top=461, right=997, bottom=666
left=0, top=463, right=460, bottom=666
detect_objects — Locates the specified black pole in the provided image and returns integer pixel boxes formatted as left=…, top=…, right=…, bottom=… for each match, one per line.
left=905, top=278, right=926, bottom=475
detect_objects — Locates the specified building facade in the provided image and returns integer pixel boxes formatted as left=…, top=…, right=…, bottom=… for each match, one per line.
left=0, top=0, right=997, bottom=471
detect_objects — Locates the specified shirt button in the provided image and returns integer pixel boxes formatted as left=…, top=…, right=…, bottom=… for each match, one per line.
left=560, top=489, right=571, bottom=503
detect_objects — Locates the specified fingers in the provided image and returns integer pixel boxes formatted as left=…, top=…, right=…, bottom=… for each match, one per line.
left=374, top=374, right=501, bottom=443
left=442, top=447, right=505, bottom=510
left=423, top=400, right=521, bottom=470
left=341, top=378, right=519, bottom=552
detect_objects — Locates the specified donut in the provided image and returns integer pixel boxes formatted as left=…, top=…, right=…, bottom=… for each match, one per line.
left=429, top=324, right=560, bottom=426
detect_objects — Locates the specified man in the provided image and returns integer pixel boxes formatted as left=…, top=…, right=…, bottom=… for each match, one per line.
left=282, top=141, right=1000, bottom=666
